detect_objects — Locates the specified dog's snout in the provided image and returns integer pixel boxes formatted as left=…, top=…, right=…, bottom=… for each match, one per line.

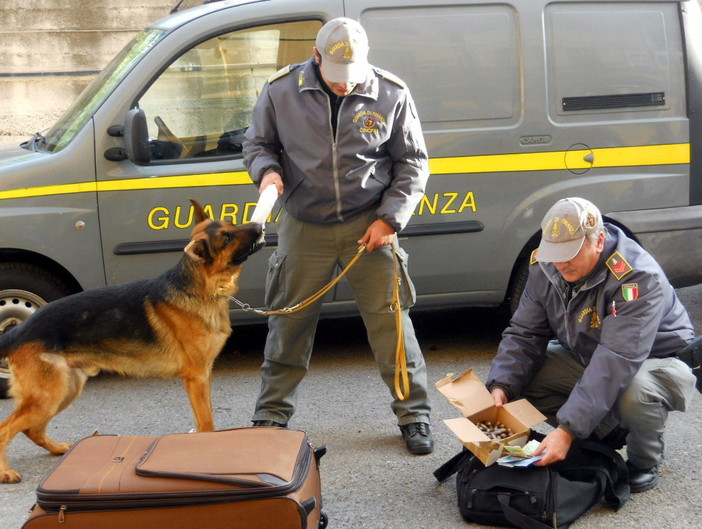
left=229, top=223, right=266, bottom=265
left=253, top=224, right=265, bottom=247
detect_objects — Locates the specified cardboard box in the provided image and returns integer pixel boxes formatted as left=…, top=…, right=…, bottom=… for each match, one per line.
left=436, top=369, right=546, bottom=466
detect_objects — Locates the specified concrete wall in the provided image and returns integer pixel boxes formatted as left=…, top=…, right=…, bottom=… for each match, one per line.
left=3, top=0, right=702, bottom=144
left=0, top=1, right=199, bottom=143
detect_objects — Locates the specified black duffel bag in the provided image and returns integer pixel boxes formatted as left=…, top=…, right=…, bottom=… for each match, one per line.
left=434, top=435, right=630, bottom=529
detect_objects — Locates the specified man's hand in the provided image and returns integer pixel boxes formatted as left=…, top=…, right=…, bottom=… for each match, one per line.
left=260, top=171, right=284, bottom=196
left=533, top=427, right=573, bottom=466
left=491, top=387, right=509, bottom=407
left=358, top=219, right=396, bottom=252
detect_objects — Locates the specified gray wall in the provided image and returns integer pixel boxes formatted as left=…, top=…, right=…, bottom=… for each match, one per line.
left=0, top=1, right=193, bottom=142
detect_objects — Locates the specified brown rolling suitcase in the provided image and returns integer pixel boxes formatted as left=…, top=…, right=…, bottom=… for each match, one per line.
left=21, top=427, right=327, bottom=529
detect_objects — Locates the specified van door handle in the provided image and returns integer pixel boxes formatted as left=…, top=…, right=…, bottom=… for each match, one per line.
left=583, top=153, right=594, bottom=163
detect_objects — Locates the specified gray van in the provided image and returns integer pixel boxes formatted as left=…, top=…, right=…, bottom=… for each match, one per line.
left=1, top=0, right=701, bottom=395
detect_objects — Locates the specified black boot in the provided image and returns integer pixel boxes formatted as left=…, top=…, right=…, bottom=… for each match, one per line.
left=399, top=423, right=434, bottom=455
left=252, top=420, right=288, bottom=428
left=627, top=461, right=659, bottom=493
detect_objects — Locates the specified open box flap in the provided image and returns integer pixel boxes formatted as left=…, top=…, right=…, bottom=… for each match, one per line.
left=443, top=417, right=493, bottom=444
left=435, top=369, right=494, bottom=415
left=504, top=399, right=547, bottom=427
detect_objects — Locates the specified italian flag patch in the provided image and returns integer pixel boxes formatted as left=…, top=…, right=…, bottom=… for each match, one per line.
left=622, top=283, right=639, bottom=301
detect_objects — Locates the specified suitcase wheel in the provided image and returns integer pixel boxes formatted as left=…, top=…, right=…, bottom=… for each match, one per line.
left=318, top=511, right=329, bottom=529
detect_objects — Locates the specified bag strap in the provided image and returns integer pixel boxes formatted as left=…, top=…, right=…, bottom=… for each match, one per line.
left=433, top=449, right=473, bottom=483
left=497, top=492, right=555, bottom=529
left=577, top=440, right=630, bottom=508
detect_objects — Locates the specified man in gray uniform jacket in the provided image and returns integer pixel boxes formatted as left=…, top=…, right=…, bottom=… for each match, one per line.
left=487, top=197, right=697, bottom=492
left=243, top=18, right=432, bottom=454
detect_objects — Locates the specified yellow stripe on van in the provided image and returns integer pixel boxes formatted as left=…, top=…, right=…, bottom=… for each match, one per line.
left=0, top=181, right=99, bottom=200
left=0, top=144, right=690, bottom=201
left=0, top=171, right=253, bottom=200
left=429, top=143, right=690, bottom=175
left=95, top=171, right=253, bottom=192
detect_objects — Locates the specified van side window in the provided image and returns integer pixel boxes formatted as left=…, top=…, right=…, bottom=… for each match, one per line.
left=137, top=20, right=321, bottom=161
left=362, top=6, right=520, bottom=129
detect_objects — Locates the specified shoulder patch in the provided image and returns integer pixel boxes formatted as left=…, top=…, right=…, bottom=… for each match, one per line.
left=621, top=282, right=639, bottom=301
left=606, top=251, right=634, bottom=280
left=375, top=68, right=406, bottom=89
left=268, top=65, right=292, bottom=84
left=530, top=248, right=539, bottom=265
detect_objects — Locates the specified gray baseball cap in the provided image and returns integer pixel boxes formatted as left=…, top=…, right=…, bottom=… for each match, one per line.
left=315, top=17, right=370, bottom=83
left=538, top=197, right=603, bottom=263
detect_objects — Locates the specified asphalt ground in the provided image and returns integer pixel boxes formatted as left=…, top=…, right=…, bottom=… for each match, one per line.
left=1, top=285, right=701, bottom=529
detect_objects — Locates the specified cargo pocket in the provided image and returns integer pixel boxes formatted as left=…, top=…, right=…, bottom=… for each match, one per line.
left=650, top=358, right=697, bottom=412
left=265, top=249, right=287, bottom=309
left=394, top=245, right=417, bottom=309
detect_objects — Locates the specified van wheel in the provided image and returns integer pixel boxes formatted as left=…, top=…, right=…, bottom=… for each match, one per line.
left=508, top=259, right=530, bottom=315
left=0, top=359, right=10, bottom=400
left=0, top=262, right=72, bottom=399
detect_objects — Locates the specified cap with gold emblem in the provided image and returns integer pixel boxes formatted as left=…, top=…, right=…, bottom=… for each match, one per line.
left=315, top=17, right=369, bottom=83
left=538, top=197, right=603, bottom=263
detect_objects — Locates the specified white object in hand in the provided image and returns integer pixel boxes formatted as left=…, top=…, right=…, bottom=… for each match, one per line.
left=251, top=185, right=279, bottom=224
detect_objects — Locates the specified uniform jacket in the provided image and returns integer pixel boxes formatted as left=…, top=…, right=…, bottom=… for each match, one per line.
left=243, top=57, right=429, bottom=232
left=487, top=224, right=694, bottom=437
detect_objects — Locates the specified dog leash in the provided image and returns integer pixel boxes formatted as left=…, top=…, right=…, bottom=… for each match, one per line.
left=390, top=243, right=410, bottom=401
left=229, top=243, right=367, bottom=316
left=229, top=242, right=410, bottom=401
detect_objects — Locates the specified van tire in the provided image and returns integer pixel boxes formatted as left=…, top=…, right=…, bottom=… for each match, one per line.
left=0, top=360, right=10, bottom=400
left=0, top=262, right=72, bottom=399
left=508, top=259, right=530, bottom=315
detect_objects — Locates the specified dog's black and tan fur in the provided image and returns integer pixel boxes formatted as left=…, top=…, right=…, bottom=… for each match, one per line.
left=0, top=200, right=264, bottom=483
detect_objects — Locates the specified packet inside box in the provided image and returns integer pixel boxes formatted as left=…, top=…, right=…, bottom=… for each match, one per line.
left=436, top=369, right=546, bottom=466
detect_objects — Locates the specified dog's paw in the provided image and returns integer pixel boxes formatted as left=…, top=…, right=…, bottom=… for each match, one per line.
left=1, top=469, right=22, bottom=484
left=46, top=441, right=72, bottom=456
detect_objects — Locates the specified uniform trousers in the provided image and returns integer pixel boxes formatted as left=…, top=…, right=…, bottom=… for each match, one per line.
left=252, top=209, right=431, bottom=426
left=524, top=341, right=697, bottom=468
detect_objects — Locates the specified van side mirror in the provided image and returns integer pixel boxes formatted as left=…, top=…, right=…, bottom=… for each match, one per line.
left=104, top=108, right=151, bottom=164
left=124, top=108, right=151, bottom=164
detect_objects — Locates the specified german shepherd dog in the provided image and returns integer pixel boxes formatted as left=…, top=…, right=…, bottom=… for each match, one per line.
left=0, top=200, right=264, bottom=483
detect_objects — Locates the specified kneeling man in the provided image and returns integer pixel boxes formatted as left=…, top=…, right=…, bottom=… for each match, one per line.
left=487, top=197, right=697, bottom=492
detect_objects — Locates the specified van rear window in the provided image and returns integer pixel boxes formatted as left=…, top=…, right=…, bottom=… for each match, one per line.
left=546, top=2, right=685, bottom=119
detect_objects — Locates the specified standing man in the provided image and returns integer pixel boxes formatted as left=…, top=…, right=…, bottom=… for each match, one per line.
left=487, top=197, right=697, bottom=491
left=243, top=18, right=433, bottom=454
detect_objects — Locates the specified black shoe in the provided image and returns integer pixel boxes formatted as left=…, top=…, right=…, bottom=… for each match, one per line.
left=399, top=422, right=434, bottom=455
left=252, top=420, right=288, bottom=428
left=627, top=461, right=659, bottom=493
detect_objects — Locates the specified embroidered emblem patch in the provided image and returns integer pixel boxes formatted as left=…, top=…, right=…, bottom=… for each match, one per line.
left=353, top=110, right=386, bottom=134
left=578, top=306, right=601, bottom=328
left=530, top=248, right=539, bottom=265
left=622, top=283, right=639, bottom=301
left=328, top=40, right=354, bottom=59
left=590, top=310, right=602, bottom=329
left=606, top=251, right=633, bottom=280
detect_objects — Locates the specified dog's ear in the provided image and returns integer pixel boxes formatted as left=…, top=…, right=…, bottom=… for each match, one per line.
left=184, top=238, right=208, bottom=262
left=189, top=199, right=210, bottom=224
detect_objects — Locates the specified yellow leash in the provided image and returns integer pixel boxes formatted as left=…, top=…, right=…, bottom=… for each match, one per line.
left=229, top=242, right=410, bottom=400
left=230, top=243, right=367, bottom=316
left=391, top=244, right=410, bottom=401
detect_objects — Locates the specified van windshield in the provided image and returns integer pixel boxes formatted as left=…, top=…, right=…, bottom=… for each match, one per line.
left=38, top=29, right=165, bottom=153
